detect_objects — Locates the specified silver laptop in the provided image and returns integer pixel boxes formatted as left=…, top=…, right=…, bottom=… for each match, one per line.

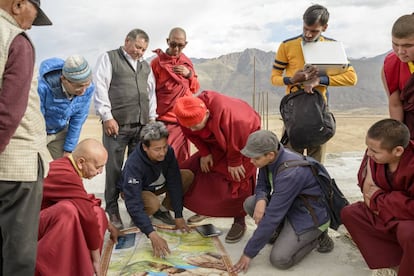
left=301, top=41, right=349, bottom=76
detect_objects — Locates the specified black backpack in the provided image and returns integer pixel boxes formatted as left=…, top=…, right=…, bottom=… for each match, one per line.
left=276, top=156, right=349, bottom=230
left=280, top=88, right=336, bottom=148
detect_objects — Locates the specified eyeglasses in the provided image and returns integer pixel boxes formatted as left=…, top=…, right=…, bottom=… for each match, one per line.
left=169, top=42, right=186, bottom=49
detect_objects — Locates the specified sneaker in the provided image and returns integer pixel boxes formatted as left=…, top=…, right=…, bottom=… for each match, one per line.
left=317, top=231, right=334, bottom=253
left=109, top=213, right=124, bottom=230
left=153, top=210, right=175, bottom=225
left=187, top=214, right=209, bottom=224
left=225, top=223, right=246, bottom=243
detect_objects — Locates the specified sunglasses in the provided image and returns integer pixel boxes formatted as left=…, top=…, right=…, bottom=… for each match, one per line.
left=169, top=42, right=186, bottom=49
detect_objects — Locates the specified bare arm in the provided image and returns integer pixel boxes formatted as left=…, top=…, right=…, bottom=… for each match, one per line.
left=381, top=68, right=404, bottom=121
left=90, top=249, right=102, bottom=276
left=362, top=159, right=380, bottom=214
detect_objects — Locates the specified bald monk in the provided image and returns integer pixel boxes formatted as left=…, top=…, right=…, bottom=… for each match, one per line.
left=36, top=139, right=119, bottom=276
left=151, top=27, right=200, bottom=164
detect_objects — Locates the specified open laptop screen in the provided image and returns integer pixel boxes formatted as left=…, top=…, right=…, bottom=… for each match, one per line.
left=302, top=41, right=349, bottom=76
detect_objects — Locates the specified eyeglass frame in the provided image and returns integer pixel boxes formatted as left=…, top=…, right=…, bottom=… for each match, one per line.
left=167, top=39, right=187, bottom=49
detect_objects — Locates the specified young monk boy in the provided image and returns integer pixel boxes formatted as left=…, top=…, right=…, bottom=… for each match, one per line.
left=341, top=119, right=414, bottom=276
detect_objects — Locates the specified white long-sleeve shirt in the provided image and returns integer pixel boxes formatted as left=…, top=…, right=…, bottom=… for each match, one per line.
left=93, top=48, right=157, bottom=122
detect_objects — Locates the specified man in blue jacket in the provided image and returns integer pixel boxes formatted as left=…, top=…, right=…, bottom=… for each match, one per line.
left=38, top=55, right=94, bottom=159
left=231, top=130, right=334, bottom=274
left=118, top=121, right=192, bottom=258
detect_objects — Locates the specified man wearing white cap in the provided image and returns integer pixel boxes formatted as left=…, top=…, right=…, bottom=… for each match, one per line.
left=0, top=0, right=52, bottom=275
left=38, top=55, right=95, bottom=159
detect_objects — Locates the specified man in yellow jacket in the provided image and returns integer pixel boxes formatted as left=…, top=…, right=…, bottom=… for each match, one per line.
left=271, top=4, right=357, bottom=163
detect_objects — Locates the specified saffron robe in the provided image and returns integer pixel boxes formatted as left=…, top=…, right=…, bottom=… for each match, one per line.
left=180, top=91, right=261, bottom=217
left=36, top=157, right=107, bottom=276
left=151, top=49, right=200, bottom=164
left=341, top=142, right=414, bottom=276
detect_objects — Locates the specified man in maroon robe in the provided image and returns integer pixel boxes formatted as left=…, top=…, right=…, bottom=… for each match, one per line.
left=173, top=91, right=261, bottom=243
left=151, top=27, right=200, bottom=164
left=36, top=139, right=119, bottom=276
left=341, top=119, right=414, bottom=276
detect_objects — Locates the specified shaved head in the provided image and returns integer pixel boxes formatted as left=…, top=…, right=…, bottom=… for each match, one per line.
left=169, top=27, right=186, bottom=40
left=72, top=138, right=107, bottom=161
left=72, top=139, right=108, bottom=179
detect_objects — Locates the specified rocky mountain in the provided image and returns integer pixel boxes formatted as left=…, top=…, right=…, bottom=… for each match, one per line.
left=191, top=48, right=388, bottom=114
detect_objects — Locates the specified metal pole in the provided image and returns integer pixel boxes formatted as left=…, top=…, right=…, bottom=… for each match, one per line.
left=253, top=56, right=256, bottom=110
left=266, top=91, right=269, bottom=130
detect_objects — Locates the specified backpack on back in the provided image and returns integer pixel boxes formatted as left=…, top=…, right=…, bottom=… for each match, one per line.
left=280, top=88, right=336, bottom=149
left=277, top=156, right=349, bottom=230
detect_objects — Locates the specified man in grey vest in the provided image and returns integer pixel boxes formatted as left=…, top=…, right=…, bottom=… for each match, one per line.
left=0, top=0, right=52, bottom=275
left=94, top=28, right=157, bottom=229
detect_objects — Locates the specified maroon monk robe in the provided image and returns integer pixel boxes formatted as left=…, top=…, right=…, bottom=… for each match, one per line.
left=36, top=157, right=107, bottom=276
left=181, top=91, right=261, bottom=217
left=400, top=74, right=414, bottom=139
left=383, top=52, right=414, bottom=139
left=341, top=142, right=414, bottom=276
left=151, top=49, right=200, bottom=164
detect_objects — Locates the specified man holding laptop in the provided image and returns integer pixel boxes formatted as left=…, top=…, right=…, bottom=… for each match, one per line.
left=271, top=4, right=357, bottom=163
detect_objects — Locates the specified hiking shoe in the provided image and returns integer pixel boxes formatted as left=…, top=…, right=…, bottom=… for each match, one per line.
left=225, top=223, right=246, bottom=243
left=317, top=231, right=334, bottom=253
left=109, top=213, right=124, bottom=230
left=187, top=214, right=209, bottom=224
left=153, top=210, right=175, bottom=225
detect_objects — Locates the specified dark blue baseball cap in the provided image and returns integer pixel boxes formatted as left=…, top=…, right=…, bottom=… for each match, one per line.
left=29, top=0, right=52, bottom=26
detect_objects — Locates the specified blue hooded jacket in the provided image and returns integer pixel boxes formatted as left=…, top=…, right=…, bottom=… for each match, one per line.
left=38, top=57, right=95, bottom=152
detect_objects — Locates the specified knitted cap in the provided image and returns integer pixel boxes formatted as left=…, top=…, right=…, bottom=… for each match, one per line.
left=241, top=130, right=280, bottom=158
left=173, top=97, right=207, bottom=127
left=62, top=55, right=92, bottom=83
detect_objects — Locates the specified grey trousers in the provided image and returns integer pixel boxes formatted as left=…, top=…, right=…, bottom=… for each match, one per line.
left=103, top=123, right=142, bottom=215
left=0, top=157, right=43, bottom=276
left=244, top=195, right=322, bottom=269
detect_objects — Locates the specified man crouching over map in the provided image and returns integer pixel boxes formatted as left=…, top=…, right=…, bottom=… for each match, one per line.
left=118, top=121, right=192, bottom=258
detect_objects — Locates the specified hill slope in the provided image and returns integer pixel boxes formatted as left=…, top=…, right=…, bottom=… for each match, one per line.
left=192, top=48, right=388, bottom=114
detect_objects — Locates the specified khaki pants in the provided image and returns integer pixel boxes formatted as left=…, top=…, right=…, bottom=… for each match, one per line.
left=288, top=142, right=326, bottom=164
left=141, top=169, right=194, bottom=216
left=281, top=127, right=327, bottom=163
left=46, top=128, right=68, bottom=160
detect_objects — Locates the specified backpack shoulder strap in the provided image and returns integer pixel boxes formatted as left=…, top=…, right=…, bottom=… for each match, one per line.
left=276, top=157, right=320, bottom=226
left=276, top=159, right=312, bottom=174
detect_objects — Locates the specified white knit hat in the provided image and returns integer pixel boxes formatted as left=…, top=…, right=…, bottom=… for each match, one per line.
left=62, top=55, right=92, bottom=83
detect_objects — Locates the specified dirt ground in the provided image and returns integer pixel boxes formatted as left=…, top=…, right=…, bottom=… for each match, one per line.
left=83, top=113, right=390, bottom=276
left=80, top=113, right=388, bottom=154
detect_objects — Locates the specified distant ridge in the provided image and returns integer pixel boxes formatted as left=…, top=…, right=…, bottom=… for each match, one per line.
left=189, top=48, right=388, bottom=114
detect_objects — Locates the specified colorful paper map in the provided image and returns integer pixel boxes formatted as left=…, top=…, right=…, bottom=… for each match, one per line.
left=101, top=227, right=236, bottom=276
